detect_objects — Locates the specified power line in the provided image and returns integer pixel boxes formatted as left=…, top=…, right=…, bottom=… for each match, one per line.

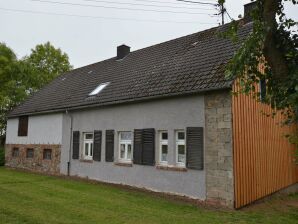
left=176, top=0, right=217, bottom=6
left=80, top=0, right=215, bottom=11
left=0, top=7, right=219, bottom=24
left=127, top=0, right=217, bottom=6
left=29, top=0, right=213, bottom=15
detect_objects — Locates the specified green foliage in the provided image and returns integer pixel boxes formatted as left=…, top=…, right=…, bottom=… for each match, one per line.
left=222, top=0, right=298, bottom=133
left=0, top=147, right=4, bottom=166
left=0, top=42, right=72, bottom=136
left=24, top=42, right=73, bottom=89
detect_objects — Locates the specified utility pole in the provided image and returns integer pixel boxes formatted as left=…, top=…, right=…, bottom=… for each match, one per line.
left=219, top=1, right=225, bottom=25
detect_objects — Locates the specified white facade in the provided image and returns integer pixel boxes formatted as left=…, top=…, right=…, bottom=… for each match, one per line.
left=6, top=113, right=63, bottom=145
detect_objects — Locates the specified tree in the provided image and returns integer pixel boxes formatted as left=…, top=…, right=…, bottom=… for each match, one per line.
left=0, top=43, right=29, bottom=137
left=24, top=42, right=73, bottom=89
left=222, top=0, right=298, bottom=144
left=0, top=42, right=72, bottom=138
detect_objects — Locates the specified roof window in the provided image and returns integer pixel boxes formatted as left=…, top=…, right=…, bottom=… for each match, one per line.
left=88, top=82, right=110, bottom=96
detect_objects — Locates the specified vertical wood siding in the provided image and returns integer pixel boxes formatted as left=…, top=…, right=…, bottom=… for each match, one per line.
left=232, top=82, right=297, bottom=208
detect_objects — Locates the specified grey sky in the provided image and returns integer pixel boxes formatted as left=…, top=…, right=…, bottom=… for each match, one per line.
left=0, top=0, right=297, bottom=68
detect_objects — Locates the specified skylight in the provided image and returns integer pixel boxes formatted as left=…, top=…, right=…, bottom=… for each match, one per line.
left=89, top=82, right=110, bottom=96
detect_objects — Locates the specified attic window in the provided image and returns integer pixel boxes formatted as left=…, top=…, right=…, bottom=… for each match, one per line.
left=88, top=82, right=110, bottom=96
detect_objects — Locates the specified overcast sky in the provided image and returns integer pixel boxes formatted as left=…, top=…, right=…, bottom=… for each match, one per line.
left=0, top=0, right=297, bottom=68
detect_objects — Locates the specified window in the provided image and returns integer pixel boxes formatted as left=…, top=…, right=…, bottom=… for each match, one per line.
left=159, top=131, right=168, bottom=164
left=12, top=148, right=19, bottom=157
left=83, top=133, right=94, bottom=160
left=88, top=82, right=110, bottom=96
left=260, top=79, right=266, bottom=102
left=43, top=149, right=52, bottom=160
left=18, top=116, right=28, bottom=136
left=119, top=132, right=132, bottom=162
left=176, top=130, right=186, bottom=166
left=26, top=148, right=34, bottom=158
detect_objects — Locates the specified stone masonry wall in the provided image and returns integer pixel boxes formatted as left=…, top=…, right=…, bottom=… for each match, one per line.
left=5, top=144, right=61, bottom=174
left=205, top=90, right=234, bottom=207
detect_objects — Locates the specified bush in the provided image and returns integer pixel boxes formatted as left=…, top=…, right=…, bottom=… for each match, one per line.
left=0, top=146, right=4, bottom=166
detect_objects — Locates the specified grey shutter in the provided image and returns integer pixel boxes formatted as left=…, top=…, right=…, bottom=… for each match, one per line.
left=142, top=128, right=155, bottom=166
left=133, top=129, right=143, bottom=165
left=105, top=130, right=114, bottom=162
left=186, top=127, right=204, bottom=170
left=72, top=131, right=80, bottom=160
left=93, top=130, right=102, bottom=161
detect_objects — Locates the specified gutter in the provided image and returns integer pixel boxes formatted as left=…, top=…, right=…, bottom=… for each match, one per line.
left=65, top=109, right=73, bottom=176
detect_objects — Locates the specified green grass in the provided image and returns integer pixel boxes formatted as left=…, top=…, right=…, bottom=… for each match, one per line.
left=0, top=168, right=297, bottom=224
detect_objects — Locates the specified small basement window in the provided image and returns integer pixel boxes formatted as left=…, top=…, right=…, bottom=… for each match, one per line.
left=12, top=148, right=19, bottom=157
left=88, top=82, right=110, bottom=96
left=26, top=148, right=34, bottom=158
left=43, top=149, right=52, bottom=160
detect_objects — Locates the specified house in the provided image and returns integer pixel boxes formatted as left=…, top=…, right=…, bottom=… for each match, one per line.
left=5, top=2, right=297, bottom=209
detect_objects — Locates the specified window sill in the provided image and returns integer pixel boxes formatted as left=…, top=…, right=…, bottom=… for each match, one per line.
left=114, top=162, right=133, bottom=167
left=80, top=159, right=93, bottom=163
left=156, top=165, right=187, bottom=172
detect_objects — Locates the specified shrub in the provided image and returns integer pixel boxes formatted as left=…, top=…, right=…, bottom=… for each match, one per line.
left=0, top=146, right=4, bottom=166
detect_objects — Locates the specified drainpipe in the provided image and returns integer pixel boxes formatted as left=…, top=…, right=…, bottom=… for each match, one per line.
left=65, top=109, right=73, bottom=176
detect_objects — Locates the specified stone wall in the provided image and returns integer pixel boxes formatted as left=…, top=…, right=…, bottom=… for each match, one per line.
left=5, top=144, right=61, bottom=174
left=205, top=90, right=234, bottom=207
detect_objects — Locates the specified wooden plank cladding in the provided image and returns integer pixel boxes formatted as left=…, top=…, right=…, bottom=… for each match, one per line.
left=232, top=82, right=297, bottom=209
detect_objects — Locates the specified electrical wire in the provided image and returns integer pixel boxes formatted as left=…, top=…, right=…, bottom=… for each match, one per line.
left=80, top=0, right=215, bottom=11
left=176, top=0, right=217, bottom=6
left=0, top=7, right=219, bottom=24
left=29, top=0, right=213, bottom=15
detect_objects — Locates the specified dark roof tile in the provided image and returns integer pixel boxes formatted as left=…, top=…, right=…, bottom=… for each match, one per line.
left=9, top=21, right=253, bottom=117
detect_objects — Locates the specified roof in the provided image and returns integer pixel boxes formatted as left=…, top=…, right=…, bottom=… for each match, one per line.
left=9, top=21, right=253, bottom=117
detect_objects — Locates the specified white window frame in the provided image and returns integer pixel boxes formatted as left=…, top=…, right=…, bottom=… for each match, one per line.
left=118, top=131, right=133, bottom=163
left=159, top=131, right=168, bottom=165
left=175, top=130, right=186, bottom=167
left=83, top=132, right=94, bottom=160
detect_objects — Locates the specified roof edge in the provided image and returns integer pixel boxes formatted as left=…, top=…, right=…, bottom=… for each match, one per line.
left=7, top=85, right=232, bottom=118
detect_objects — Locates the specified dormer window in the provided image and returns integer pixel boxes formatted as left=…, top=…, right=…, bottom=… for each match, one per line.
left=88, top=82, right=110, bottom=96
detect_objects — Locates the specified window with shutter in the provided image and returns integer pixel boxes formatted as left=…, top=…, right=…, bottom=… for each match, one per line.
left=72, top=131, right=80, bottom=159
left=93, top=130, right=102, bottom=161
left=18, top=116, right=28, bottom=136
left=186, top=127, right=204, bottom=170
left=105, top=130, right=114, bottom=162
left=175, top=130, right=186, bottom=167
left=133, top=129, right=143, bottom=165
left=83, top=133, right=94, bottom=160
left=118, top=132, right=133, bottom=163
left=159, top=131, right=168, bottom=164
left=142, top=128, right=155, bottom=166
left=133, top=129, right=155, bottom=166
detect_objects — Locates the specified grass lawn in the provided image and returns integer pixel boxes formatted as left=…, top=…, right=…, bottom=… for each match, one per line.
left=0, top=167, right=297, bottom=224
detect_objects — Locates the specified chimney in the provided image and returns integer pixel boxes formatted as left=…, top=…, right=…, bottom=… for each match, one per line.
left=244, top=1, right=257, bottom=23
left=117, top=44, right=130, bottom=60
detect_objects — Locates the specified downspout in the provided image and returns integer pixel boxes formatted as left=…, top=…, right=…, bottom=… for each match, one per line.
left=65, top=109, right=73, bottom=176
